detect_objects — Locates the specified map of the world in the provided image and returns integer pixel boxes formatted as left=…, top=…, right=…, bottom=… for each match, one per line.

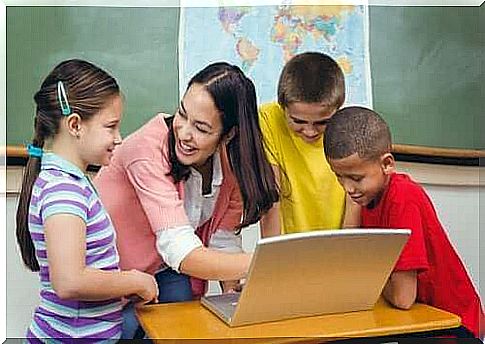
left=180, top=4, right=372, bottom=106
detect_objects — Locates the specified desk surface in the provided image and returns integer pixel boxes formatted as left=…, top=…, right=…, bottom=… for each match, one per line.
left=136, top=298, right=460, bottom=344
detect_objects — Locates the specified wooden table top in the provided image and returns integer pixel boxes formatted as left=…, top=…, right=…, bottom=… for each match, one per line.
left=136, top=298, right=461, bottom=344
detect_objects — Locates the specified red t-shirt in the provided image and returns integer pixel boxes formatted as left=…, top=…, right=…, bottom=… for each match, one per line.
left=362, top=173, right=484, bottom=337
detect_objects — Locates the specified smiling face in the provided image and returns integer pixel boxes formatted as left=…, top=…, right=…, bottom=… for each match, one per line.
left=328, top=153, right=395, bottom=207
left=173, top=83, right=224, bottom=167
left=285, top=102, right=337, bottom=143
left=78, top=95, right=123, bottom=167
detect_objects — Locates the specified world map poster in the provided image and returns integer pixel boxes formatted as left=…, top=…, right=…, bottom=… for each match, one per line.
left=179, top=3, right=372, bottom=107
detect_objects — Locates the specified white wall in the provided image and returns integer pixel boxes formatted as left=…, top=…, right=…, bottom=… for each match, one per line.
left=5, top=163, right=484, bottom=337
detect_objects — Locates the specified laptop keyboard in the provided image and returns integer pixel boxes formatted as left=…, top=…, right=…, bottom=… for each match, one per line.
left=206, top=292, right=241, bottom=318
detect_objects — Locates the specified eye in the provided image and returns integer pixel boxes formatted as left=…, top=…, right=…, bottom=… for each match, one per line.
left=106, top=123, right=118, bottom=129
left=314, top=120, right=329, bottom=127
left=195, top=125, right=210, bottom=134
left=177, top=109, right=187, bottom=119
left=351, top=176, right=363, bottom=182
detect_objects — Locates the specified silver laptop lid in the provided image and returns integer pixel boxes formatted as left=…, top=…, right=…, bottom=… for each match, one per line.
left=229, top=229, right=410, bottom=326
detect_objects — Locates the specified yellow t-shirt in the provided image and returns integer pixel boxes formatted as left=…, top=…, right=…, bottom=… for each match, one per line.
left=259, top=102, right=346, bottom=234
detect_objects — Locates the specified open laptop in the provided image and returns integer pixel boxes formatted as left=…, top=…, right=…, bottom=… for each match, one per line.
left=201, top=228, right=410, bottom=327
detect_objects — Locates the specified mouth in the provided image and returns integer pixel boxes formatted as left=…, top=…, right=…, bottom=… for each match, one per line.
left=349, top=194, right=365, bottom=202
left=177, top=139, right=198, bottom=156
left=302, top=134, right=321, bottom=142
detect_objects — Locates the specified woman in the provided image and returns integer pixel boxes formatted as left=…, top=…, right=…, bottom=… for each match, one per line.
left=94, top=62, right=279, bottom=338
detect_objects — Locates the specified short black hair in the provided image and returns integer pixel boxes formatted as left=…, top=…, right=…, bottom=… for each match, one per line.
left=324, top=106, right=392, bottom=160
left=277, top=52, right=345, bottom=110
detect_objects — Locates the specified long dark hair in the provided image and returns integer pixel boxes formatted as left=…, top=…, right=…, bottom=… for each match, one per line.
left=16, top=59, right=120, bottom=271
left=167, top=62, right=279, bottom=229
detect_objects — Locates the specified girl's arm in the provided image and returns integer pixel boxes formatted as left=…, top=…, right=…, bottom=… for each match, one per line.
left=382, top=270, right=417, bottom=310
left=260, top=165, right=281, bottom=238
left=342, top=194, right=361, bottom=228
left=45, top=214, right=158, bottom=302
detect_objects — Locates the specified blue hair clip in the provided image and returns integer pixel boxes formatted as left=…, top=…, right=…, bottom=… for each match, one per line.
left=27, top=144, right=43, bottom=158
left=57, top=81, right=71, bottom=115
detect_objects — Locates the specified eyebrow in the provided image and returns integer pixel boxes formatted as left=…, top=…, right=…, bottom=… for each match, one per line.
left=179, top=100, right=213, bottom=130
left=105, top=117, right=120, bottom=125
left=289, top=115, right=329, bottom=125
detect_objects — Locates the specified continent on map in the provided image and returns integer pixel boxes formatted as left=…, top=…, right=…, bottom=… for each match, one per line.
left=336, top=56, right=353, bottom=74
left=218, top=7, right=250, bottom=35
left=236, top=37, right=260, bottom=70
left=270, top=5, right=356, bottom=62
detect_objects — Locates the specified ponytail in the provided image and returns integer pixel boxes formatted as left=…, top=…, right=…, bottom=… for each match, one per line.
left=16, top=128, right=45, bottom=271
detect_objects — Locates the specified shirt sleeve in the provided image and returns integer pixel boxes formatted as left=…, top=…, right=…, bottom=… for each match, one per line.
left=40, top=181, right=88, bottom=223
left=156, top=225, right=203, bottom=272
left=208, top=229, right=243, bottom=253
left=125, top=158, right=189, bottom=232
left=258, top=106, right=279, bottom=166
left=388, top=201, right=429, bottom=272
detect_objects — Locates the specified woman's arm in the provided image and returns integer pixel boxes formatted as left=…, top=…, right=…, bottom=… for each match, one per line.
left=342, top=194, right=361, bottom=228
left=45, top=214, right=158, bottom=303
left=180, top=247, right=251, bottom=281
left=156, top=226, right=251, bottom=281
left=260, top=165, right=281, bottom=237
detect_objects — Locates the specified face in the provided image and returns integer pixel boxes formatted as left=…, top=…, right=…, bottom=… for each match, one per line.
left=328, top=153, right=395, bottom=207
left=78, top=95, right=123, bottom=167
left=285, top=102, right=336, bottom=143
left=173, top=83, right=224, bottom=167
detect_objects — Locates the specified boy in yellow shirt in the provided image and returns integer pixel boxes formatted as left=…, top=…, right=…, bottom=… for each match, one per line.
left=259, top=52, right=359, bottom=236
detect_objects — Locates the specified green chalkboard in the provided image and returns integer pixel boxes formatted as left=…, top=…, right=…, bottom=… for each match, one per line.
left=369, top=6, right=483, bottom=150
left=6, top=6, right=484, bottom=150
left=7, top=6, right=180, bottom=145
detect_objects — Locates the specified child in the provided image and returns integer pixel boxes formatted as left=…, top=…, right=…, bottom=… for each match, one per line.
left=15, top=59, right=158, bottom=342
left=259, top=51, right=360, bottom=237
left=323, top=106, right=484, bottom=338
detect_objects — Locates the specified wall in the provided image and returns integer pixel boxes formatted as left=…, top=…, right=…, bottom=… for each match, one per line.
left=6, top=6, right=484, bottom=149
left=5, top=163, right=484, bottom=337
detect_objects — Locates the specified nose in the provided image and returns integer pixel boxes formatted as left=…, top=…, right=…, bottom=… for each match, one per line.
left=177, top=121, right=194, bottom=141
left=342, top=180, right=356, bottom=194
left=302, top=125, right=319, bottom=137
left=114, top=130, right=122, bottom=145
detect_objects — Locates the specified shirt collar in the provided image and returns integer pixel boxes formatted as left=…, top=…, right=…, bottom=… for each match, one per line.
left=41, top=152, right=86, bottom=180
left=212, top=150, right=223, bottom=187
left=189, top=150, right=223, bottom=187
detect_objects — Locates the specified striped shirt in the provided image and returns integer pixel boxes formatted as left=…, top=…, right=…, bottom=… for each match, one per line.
left=26, top=153, right=122, bottom=342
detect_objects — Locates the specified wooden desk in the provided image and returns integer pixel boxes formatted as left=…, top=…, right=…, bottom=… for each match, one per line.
left=136, top=298, right=461, bottom=344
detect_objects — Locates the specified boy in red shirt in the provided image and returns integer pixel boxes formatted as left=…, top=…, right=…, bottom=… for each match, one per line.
left=323, top=106, right=484, bottom=338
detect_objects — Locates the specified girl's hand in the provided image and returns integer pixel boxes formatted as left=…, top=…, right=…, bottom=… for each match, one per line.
left=130, top=270, right=159, bottom=304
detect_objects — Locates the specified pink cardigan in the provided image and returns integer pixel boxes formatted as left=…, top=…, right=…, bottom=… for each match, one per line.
left=95, top=114, right=243, bottom=298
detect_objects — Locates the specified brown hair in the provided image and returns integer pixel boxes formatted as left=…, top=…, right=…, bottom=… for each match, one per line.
left=16, top=59, right=120, bottom=271
left=324, top=106, right=392, bottom=161
left=278, top=52, right=345, bottom=111
left=167, top=62, right=279, bottom=230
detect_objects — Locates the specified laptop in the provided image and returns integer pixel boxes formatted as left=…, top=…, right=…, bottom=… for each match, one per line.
left=201, top=228, right=410, bottom=327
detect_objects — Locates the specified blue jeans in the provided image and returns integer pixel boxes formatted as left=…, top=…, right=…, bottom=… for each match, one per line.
left=121, top=268, right=193, bottom=339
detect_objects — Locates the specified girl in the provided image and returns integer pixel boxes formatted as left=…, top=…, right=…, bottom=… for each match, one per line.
left=94, top=62, right=279, bottom=339
left=15, top=59, right=158, bottom=342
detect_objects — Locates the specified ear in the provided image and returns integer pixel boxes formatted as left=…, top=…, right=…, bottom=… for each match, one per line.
left=222, top=127, right=236, bottom=144
left=380, top=153, right=396, bottom=175
left=65, top=113, right=83, bottom=138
